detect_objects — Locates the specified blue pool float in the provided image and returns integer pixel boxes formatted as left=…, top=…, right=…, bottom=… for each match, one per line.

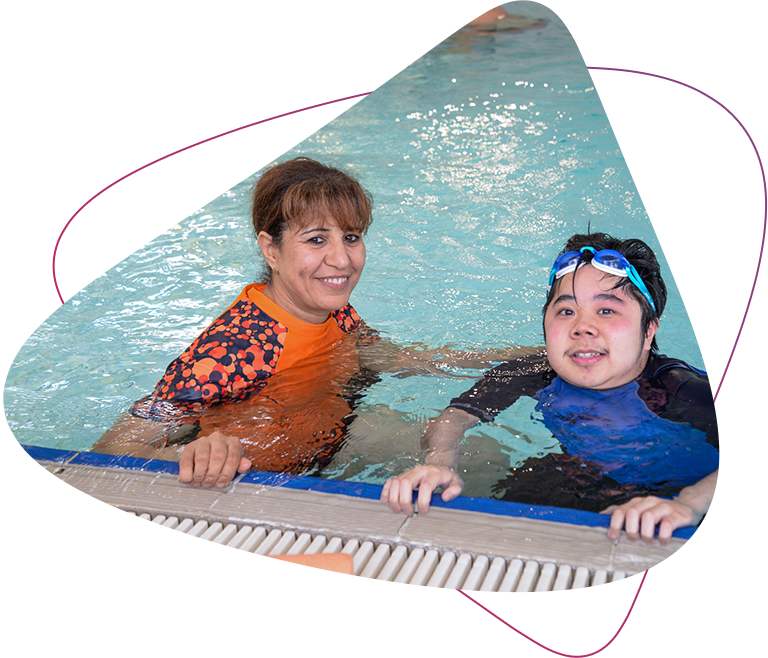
left=256, top=27, right=312, bottom=48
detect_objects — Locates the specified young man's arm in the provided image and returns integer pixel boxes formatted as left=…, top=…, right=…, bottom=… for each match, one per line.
left=357, top=338, right=541, bottom=376
left=379, top=407, right=479, bottom=515
left=602, top=469, right=718, bottom=544
left=380, top=351, right=551, bottom=514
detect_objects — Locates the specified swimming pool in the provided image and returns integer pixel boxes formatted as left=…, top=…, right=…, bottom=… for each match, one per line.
left=3, top=1, right=705, bottom=500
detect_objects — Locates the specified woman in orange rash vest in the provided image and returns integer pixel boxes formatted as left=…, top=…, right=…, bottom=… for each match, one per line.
left=94, top=157, right=526, bottom=488
left=94, top=157, right=380, bottom=487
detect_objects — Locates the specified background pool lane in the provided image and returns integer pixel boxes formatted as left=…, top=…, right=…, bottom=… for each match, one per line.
left=4, top=0, right=720, bottom=498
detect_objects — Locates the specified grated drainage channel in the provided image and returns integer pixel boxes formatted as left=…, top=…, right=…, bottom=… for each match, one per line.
left=3, top=497, right=720, bottom=593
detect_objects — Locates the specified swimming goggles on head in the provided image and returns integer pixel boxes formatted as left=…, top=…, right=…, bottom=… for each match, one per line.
left=547, top=246, right=657, bottom=312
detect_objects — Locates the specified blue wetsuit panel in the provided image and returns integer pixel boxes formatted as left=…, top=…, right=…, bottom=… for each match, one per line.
left=533, top=377, right=719, bottom=487
left=200, top=17, right=277, bottom=46
left=450, top=353, right=719, bottom=492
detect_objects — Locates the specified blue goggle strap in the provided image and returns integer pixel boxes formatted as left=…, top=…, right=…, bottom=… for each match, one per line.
left=546, top=247, right=594, bottom=290
left=624, top=265, right=657, bottom=312
left=547, top=246, right=657, bottom=312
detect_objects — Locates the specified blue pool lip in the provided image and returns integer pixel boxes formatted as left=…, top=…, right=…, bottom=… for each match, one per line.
left=22, top=444, right=697, bottom=540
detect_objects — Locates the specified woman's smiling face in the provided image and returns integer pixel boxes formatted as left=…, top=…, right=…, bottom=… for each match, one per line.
left=544, top=264, right=657, bottom=390
left=258, top=216, right=366, bottom=324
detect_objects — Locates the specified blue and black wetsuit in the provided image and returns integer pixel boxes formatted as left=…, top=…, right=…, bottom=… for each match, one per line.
left=449, top=352, right=719, bottom=510
left=200, top=16, right=277, bottom=46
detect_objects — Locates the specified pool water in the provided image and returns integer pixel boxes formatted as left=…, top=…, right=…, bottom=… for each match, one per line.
left=4, top=2, right=705, bottom=500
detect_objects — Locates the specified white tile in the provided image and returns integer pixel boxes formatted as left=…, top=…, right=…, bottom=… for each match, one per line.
left=18, top=42, right=43, bottom=110
left=38, top=21, right=64, bottom=80
left=72, top=16, right=97, bottom=70
left=120, top=7, right=141, bottom=59
left=91, top=14, right=112, bottom=64
left=3, top=46, right=29, bottom=114
left=59, top=24, right=83, bottom=74
left=106, top=11, right=126, bottom=62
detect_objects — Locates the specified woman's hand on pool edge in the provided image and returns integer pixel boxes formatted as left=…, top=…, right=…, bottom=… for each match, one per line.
left=178, top=431, right=252, bottom=489
left=380, top=465, right=464, bottom=515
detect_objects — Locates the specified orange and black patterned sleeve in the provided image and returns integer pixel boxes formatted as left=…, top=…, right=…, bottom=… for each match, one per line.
left=332, top=304, right=380, bottom=346
left=130, top=297, right=287, bottom=424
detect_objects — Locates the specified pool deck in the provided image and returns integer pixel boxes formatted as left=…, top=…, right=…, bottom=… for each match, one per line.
left=26, top=445, right=688, bottom=579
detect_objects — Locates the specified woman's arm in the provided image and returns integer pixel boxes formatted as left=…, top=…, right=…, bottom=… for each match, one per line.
left=380, top=407, right=479, bottom=514
left=92, top=413, right=182, bottom=460
left=602, top=470, right=718, bottom=544
left=92, top=414, right=251, bottom=488
left=357, top=338, right=543, bottom=377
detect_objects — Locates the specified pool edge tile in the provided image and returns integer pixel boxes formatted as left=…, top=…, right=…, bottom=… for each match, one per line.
left=21, top=444, right=696, bottom=540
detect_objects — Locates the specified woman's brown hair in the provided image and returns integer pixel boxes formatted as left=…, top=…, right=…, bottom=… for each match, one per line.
left=252, top=157, right=373, bottom=249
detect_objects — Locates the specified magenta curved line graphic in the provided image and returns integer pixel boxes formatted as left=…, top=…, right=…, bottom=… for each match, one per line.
left=587, top=66, right=720, bottom=107
left=50, top=92, right=370, bottom=305
left=635, top=569, right=650, bottom=594
left=587, top=66, right=720, bottom=403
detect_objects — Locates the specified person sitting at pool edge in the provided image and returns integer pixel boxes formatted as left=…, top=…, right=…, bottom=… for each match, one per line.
left=381, top=233, right=719, bottom=542
left=446, top=0, right=547, bottom=31
left=200, top=0, right=314, bottom=51
left=291, top=0, right=344, bottom=23
left=454, top=0, right=510, bottom=25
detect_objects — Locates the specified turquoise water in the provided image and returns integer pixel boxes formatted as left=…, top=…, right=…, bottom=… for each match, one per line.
left=4, top=2, right=704, bottom=497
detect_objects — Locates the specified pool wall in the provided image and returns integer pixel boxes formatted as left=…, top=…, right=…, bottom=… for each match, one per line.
left=3, top=0, right=354, bottom=117
left=23, top=444, right=696, bottom=541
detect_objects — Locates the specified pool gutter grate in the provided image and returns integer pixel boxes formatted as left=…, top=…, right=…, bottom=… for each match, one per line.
left=3, top=497, right=720, bottom=593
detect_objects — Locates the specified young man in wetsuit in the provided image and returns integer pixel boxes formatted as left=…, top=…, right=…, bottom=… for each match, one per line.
left=380, top=233, right=719, bottom=543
